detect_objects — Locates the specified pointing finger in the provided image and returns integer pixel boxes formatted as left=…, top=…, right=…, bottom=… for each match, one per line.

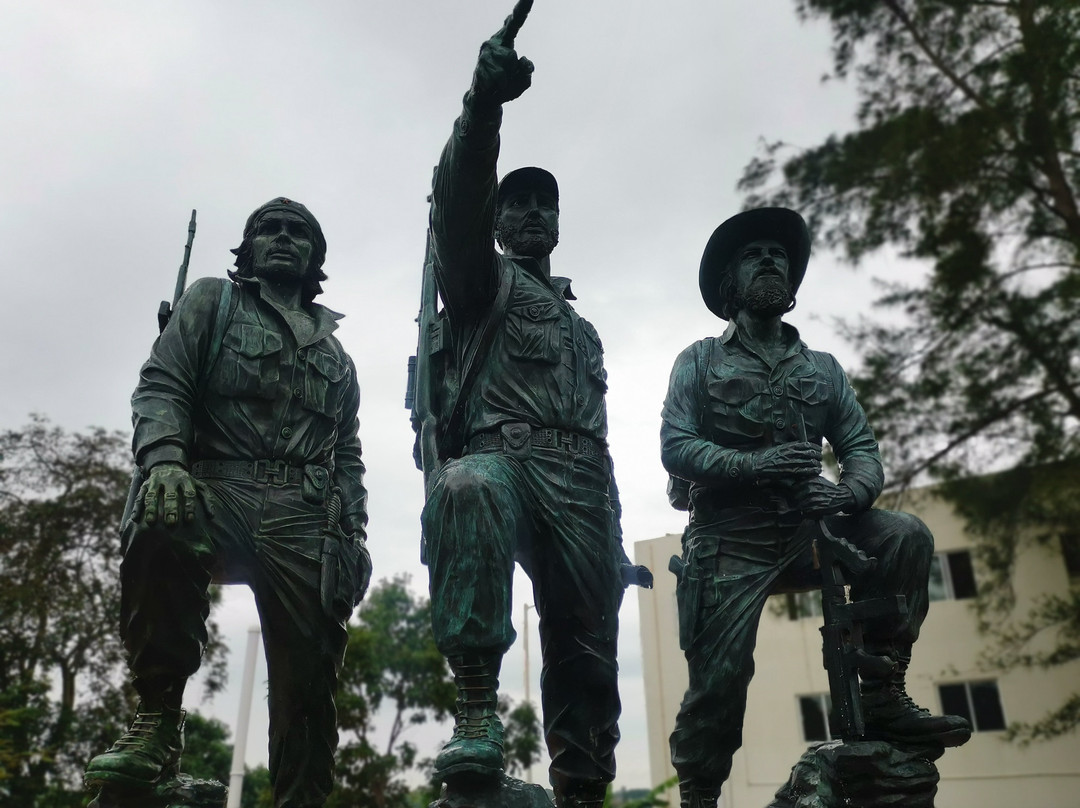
left=492, top=0, right=533, bottom=47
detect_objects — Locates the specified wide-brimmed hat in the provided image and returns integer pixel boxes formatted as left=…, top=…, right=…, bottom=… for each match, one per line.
left=699, top=207, right=810, bottom=319
left=497, top=167, right=559, bottom=210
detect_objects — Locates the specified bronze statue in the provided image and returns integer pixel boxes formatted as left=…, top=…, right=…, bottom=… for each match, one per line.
left=661, top=208, right=970, bottom=808
left=85, top=198, right=370, bottom=808
left=413, top=3, right=648, bottom=806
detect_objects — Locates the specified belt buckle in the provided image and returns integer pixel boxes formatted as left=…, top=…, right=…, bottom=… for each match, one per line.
left=558, top=431, right=577, bottom=452
left=257, top=459, right=288, bottom=484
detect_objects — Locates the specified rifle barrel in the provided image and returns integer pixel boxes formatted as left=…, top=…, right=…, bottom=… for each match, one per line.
left=173, top=209, right=197, bottom=309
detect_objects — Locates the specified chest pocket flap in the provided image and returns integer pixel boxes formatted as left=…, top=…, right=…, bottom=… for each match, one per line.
left=304, top=348, right=348, bottom=418
left=217, top=324, right=282, bottom=398
left=506, top=300, right=562, bottom=363
left=788, top=376, right=829, bottom=405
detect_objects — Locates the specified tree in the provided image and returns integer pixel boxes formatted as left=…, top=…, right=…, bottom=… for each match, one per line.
left=739, top=0, right=1080, bottom=740
left=330, top=576, right=457, bottom=808
left=0, top=417, right=227, bottom=803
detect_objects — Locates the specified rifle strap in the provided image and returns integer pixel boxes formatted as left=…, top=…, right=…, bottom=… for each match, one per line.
left=198, top=279, right=237, bottom=393
left=441, top=260, right=515, bottom=457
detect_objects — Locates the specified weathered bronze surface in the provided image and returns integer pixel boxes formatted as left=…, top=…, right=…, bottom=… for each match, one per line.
left=412, top=3, right=645, bottom=806
left=85, top=199, right=370, bottom=807
left=662, top=208, right=970, bottom=808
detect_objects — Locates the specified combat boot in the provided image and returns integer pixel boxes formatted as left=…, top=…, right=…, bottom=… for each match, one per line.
left=555, top=781, right=608, bottom=808
left=861, top=647, right=971, bottom=747
left=84, top=703, right=186, bottom=788
left=433, top=654, right=504, bottom=783
left=678, top=783, right=719, bottom=808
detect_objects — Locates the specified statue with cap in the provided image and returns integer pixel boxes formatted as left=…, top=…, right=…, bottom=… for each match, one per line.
left=660, top=208, right=971, bottom=808
left=417, top=2, right=648, bottom=806
left=84, top=197, right=370, bottom=807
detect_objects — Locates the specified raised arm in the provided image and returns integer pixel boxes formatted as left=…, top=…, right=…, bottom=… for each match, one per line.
left=429, top=0, right=535, bottom=319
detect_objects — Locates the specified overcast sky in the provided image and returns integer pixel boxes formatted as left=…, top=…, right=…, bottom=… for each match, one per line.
left=2, top=0, right=899, bottom=792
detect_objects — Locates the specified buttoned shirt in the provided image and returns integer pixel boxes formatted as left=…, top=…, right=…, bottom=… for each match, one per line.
left=661, top=320, right=883, bottom=514
left=429, top=104, right=608, bottom=443
left=131, top=275, right=367, bottom=535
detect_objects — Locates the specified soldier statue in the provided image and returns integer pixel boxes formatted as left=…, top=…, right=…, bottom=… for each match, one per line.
left=661, top=207, right=970, bottom=808
left=85, top=197, right=370, bottom=808
left=414, top=3, right=648, bottom=806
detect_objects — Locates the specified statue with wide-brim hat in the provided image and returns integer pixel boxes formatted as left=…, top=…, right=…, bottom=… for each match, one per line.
left=699, top=207, right=811, bottom=320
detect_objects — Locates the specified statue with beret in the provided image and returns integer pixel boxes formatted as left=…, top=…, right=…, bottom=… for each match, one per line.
left=85, top=197, right=370, bottom=807
left=415, top=3, right=648, bottom=806
left=661, top=208, right=970, bottom=808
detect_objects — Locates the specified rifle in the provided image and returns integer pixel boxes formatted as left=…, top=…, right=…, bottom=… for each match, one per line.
left=120, top=210, right=198, bottom=544
left=406, top=183, right=451, bottom=497
left=158, top=210, right=198, bottom=334
left=813, top=519, right=906, bottom=741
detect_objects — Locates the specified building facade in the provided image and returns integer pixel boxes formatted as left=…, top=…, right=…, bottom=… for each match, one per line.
left=635, top=489, right=1080, bottom=807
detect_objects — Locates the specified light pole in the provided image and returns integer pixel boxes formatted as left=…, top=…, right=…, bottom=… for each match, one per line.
left=226, top=626, right=261, bottom=808
left=523, top=602, right=535, bottom=784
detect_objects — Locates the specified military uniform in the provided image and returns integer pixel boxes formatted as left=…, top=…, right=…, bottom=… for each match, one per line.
left=422, top=103, right=623, bottom=796
left=123, top=272, right=366, bottom=807
left=661, top=321, right=933, bottom=797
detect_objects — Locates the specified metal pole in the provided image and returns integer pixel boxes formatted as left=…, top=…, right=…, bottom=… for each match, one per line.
left=523, top=602, right=535, bottom=784
left=226, top=626, right=261, bottom=808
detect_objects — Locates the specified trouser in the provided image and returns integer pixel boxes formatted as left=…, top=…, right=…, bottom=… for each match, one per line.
left=669, top=507, right=933, bottom=796
left=119, top=476, right=347, bottom=808
left=422, top=445, right=623, bottom=795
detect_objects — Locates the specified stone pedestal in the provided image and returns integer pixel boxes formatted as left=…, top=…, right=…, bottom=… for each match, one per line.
left=86, top=775, right=228, bottom=808
left=766, top=740, right=945, bottom=808
left=430, top=774, right=553, bottom=808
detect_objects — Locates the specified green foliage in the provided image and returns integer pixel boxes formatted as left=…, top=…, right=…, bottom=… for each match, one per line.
left=499, top=697, right=542, bottom=777
left=180, top=712, right=232, bottom=784
left=329, top=576, right=457, bottom=808
left=241, top=764, right=273, bottom=808
left=0, top=417, right=228, bottom=803
left=740, top=1, right=1080, bottom=740
left=607, top=775, right=679, bottom=807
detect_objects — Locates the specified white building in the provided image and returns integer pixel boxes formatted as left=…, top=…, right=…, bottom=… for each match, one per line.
left=635, top=488, right=1080, bottom=807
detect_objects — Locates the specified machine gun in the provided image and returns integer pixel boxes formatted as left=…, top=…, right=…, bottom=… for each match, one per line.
left=812, top=519, right=907, bottom=741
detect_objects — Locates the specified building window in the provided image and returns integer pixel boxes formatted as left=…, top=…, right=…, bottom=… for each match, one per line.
left=785, top=590, right=824, bottom=620
left=1060, top=533, right=1080, bottom=580
left=798, top=693, right=834, bottom=741
left=928, top=551, right=977, bottom=601
left=938, top=681, right=1006, bottom=731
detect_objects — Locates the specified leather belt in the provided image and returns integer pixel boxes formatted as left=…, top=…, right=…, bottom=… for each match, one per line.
left=191, top=459, right=306, bottom=485
left=467, top=427, right=602, bottom=459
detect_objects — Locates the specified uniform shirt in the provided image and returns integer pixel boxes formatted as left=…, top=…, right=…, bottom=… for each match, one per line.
left=131, top=275, right=368, bottom=536
left=661, top=320, right=883, bottom=514
left=429, top=105, right=608, bottom=443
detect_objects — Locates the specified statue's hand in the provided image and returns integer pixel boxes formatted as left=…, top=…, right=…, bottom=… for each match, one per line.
left=136, top=463, right=217, bottom=527
left=751, top=442, right=822, bottom=482
left=469, top=0, right=535, bottom=108
left=790, top=477, right=855, bottom=516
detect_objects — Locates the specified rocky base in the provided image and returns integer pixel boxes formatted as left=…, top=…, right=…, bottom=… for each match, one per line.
left=430, top=773, right=553, bottom=808
left=86, top=774, right=227, bottom=808
left=766, top=740, right=945, bottom=808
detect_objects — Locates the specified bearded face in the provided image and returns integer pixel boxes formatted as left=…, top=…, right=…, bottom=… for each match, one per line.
left=731, top=239, right=794, bottom=318
left=495, top=191, right=560, bottom=259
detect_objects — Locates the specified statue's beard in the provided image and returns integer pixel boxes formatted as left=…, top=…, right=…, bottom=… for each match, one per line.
left=735, top=276, right=793, bottom=317
left=497, top=220, right=559, bottom=259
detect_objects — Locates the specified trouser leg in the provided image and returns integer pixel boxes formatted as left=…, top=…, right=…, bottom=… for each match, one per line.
left=422, top=453, right=524, bottom=657
left=829, top=509, right=933, bottom=644
left=120, top=517, right=218, bottom=697
left=669, top=560, right=775, bottom=797
left=251, top=485, right=347, bottom=808
left=527, top=452, right=622, bottom=802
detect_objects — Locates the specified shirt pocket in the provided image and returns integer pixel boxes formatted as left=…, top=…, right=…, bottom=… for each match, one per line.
left=787, top=376, right=829, bottom=406
left=303, top=348, right=348, bottom=419
left=215, top=324, right=282, bottom=399
left=505, top=300, right=561, bottom=363
left=707, top=376, right=766, bottom=441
